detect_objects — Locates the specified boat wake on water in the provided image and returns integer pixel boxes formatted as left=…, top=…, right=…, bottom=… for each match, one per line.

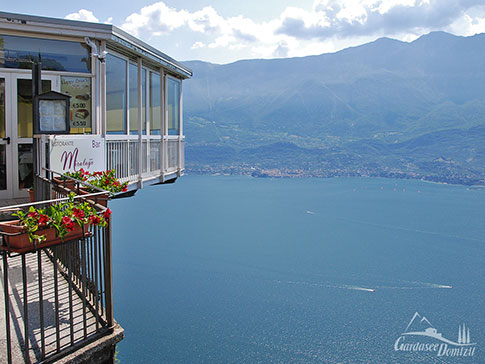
left=274, top=280, right=377, bottom=292
left=274, top=279, right=452, bottom=292
left=334, top=284, right=376, bottom=292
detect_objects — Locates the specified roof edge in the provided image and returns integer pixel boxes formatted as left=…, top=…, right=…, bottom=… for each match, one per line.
left=0, top=11, right=192, bottom=78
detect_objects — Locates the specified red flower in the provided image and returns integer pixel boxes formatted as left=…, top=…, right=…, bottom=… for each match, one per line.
left=102, top=208, right=112, bottom=220
left=38, top=214, right=49, bottom=226
left=62, top=216, right=75, bottom=231
left=27, top=211, right=39, bottom=219
left=72, top=208, right=85, bottom=219
left=89, top=215, right=101, bottom=225
left=122, top=186, right=128, bottom=192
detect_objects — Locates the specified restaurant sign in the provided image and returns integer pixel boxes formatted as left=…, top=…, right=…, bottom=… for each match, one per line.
left=49, top=136, right=105, bottom=174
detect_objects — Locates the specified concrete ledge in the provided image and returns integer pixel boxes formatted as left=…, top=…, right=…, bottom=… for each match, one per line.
left=56, top=323, right=124, bottom=364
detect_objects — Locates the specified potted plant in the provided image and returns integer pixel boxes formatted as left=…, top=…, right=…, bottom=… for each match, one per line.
left=53, top=168, right=90, bottom=190
left=87, top=170, right=128, bottom=194
left=0, top=193, right=111, bottom=253
left=78, top=170, right=128, bottom=206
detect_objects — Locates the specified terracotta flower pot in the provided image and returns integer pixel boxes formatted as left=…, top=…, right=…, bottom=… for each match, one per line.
left=28, top=189, right=34, bottom=202
left=0, top=220, right=90, bottom=254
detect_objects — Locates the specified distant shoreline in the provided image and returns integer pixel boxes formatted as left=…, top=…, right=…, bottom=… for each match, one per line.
left=185, top=168, right=485, bottom=188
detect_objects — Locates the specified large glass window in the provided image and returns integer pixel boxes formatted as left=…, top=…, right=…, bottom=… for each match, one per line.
left=142, top=68, right=146, bottom=135
left=150, top=72, right=161, bottom=135
left=129, top=63, right=138, bottom=135
left=130, top=67, right=146, bottom=135
left=0, top=78, right=5, bottom=190
left=107, top=52, right=165, bottom=136
left=167, top=77, right=180, bottom=136
left=61, top=76, right=92, bottom=134
left=0, top=35, right=91, bottom=73
left=106, top=54, right=127, bottom=134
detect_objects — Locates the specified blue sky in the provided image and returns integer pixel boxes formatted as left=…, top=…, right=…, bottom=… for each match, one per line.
left=3, top=1, right=485, bottom=64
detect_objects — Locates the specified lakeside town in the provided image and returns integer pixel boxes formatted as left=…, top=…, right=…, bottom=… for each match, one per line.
left=187, top=163, right=485, bottom=186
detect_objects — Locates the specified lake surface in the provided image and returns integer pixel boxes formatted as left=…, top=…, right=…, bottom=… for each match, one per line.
left=110, top=176, right=485, bottom=363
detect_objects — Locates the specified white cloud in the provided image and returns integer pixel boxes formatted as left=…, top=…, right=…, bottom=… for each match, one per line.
left=447, top=5, right=485, bottom=36
left=65, top=10, right=114, bottom=24
left=278, top=0, right=485, bottom=39
left=188, top=7, right=224, bottom=33
left=66, top=1, right=485, bottom=63
left=191, top=41, right=205, bottom=50
left=65, top=9, right=99, bottom=23
left=122, top=2, right=189, bottom=36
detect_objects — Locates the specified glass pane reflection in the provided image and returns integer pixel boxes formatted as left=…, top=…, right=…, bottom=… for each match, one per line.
left=106, top=54, right=127, bottom=134
left=0, top=35, right=91, bottom=73
left=18, top=144, right=33, bottom=189
left=167, top=77, right=180, bottom=136
left=0, top=78, right=5, bottom=138
left=17, top=79, right=51, bottom=138
left=0, top=145, right=6, bottom=190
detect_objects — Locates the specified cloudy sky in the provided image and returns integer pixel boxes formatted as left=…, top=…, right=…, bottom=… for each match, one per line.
left=4, top=0, right=485, bottom=64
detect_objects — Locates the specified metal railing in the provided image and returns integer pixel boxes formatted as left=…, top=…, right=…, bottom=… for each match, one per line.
left=150, top=140, right=161, bottom=173
left=0, top=176, right=114, bottom=364
left=106, top=139, right=139, bottom=184
left=106, top=137, right=184, bottom=183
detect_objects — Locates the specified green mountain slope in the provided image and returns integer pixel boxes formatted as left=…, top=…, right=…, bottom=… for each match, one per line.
left=183, top=32, right=485, bottom=185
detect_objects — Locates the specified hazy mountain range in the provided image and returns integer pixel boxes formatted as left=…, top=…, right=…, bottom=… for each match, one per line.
left=183, top=31, right=485, bottom=185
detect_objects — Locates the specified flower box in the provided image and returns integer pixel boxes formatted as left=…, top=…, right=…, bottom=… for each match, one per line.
left=52, top=177, right=76, bottom=190
left=0, top=220, right=90, bottom=254
left=78, top=188, right=110, bottom=207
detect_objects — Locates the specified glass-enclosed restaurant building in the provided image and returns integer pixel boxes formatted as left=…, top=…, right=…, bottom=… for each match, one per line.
left=0, top=11, right=192, bottom=199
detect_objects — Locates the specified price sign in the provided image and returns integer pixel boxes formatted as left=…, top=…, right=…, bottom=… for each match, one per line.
left=61, top=77, right=92, bottom=129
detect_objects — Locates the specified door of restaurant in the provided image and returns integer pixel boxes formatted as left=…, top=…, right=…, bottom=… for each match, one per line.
left=0, top=72, right=59, bottom=199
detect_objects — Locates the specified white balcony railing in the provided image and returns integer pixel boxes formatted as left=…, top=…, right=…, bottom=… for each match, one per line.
left=106, top=136, right=184, bottom=185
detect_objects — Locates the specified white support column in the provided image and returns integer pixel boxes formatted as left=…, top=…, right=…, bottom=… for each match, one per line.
left=178, top=80, right=183, bottom=176
left=160, top=68, right=166, bottom=182
left=100, top=41, right=107, bottom=137
left=125, top=60, right=130, bottom=180
left=137, top=57, right=143, bottom=188
left=145, top=71, right=150, bottom=174
left=99, top=41, right=107, bottom=171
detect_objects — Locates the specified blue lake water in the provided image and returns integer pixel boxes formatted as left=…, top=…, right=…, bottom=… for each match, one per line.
left=110, top=176, right=485, bottom=363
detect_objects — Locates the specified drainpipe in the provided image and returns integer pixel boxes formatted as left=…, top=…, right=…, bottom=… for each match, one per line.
left=84, top=37, right=107, bottom=62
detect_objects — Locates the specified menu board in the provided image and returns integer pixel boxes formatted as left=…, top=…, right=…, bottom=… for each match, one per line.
left=38, top=99, right=67, bottom=132
left=61, top=77, right=91, bottom=129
